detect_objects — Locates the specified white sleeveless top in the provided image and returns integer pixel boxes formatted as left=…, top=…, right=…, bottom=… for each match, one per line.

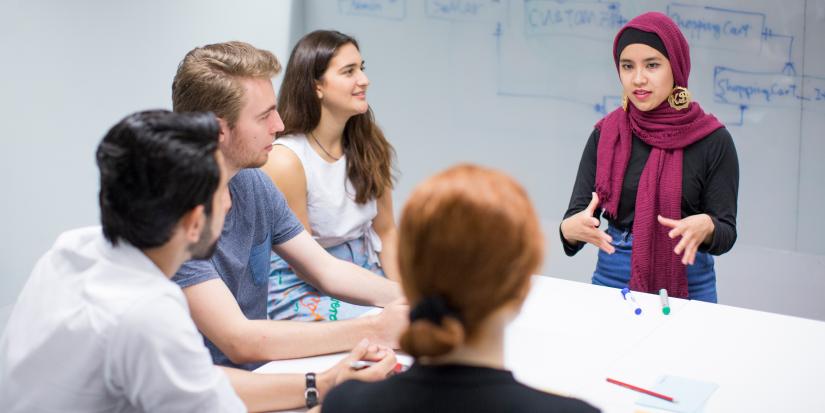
left=275, top=134, right=382, bottom=263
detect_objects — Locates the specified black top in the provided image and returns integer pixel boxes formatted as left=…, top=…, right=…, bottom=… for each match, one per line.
left=562, top=127, right=739, bottom=256
left=322, top=363, right=600, bottom=413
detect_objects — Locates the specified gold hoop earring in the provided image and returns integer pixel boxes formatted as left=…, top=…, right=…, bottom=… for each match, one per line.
left=668, top=86, right=691, bottom=110
left=621, top=95, right=628, bottom=111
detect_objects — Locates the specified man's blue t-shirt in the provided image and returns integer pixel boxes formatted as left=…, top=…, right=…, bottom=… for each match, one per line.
left=173, top=168, right=303, bottom=370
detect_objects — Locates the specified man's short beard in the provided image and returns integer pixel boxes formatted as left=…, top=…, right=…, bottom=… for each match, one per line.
left=189, top=214, right=219, bottom=260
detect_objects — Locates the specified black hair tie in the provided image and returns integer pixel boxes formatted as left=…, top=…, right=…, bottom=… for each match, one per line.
left=409, top=295, right=462, bottom=324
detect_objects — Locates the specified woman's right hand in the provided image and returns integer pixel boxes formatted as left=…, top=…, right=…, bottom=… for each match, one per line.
left=560, top=192, right=615, bottom=254
left=369, top=297, right=409, bottom=349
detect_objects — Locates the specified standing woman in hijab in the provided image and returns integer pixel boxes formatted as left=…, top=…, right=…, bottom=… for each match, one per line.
left=262, top=30, right=399, bottom=321
left=560, top=12, right=739, bottom=302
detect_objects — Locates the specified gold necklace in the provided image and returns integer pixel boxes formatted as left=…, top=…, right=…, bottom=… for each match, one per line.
left=309, top=132, right=341, bottom=161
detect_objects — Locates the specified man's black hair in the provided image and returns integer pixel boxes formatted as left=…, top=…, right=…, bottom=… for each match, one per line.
left=96, top=110, right=221, bottom=248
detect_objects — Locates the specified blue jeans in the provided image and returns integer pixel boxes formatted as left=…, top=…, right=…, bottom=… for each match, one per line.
left=593, top=225, right=718, bottom=303
left=267, top=236, right=385, bottom=321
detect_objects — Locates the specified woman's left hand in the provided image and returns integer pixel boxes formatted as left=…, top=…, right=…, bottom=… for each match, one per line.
left=657, top=214, right=715, bottom=265
left=331, top=338, right=398, bottom=385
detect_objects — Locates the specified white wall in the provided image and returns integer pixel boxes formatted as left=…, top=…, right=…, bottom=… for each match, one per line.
left=0, top=0, right=302, bottom=329
left=305, top=0, right=825, bottom=321
left=2, top=0, right=823, bottom=329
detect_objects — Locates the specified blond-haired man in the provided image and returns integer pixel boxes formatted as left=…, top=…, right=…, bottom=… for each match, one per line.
left=170, top=42, right=406, bottom=392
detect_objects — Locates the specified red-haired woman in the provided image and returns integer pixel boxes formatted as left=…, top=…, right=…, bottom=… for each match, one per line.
left=322, top=164, right=599, bottom=412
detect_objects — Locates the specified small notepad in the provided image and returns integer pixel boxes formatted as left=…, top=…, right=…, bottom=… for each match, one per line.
left=636, top=375, right=718, bottom=413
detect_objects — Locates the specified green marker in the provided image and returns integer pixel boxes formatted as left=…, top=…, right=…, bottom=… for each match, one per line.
left=659, top=289, right=671, bottom=315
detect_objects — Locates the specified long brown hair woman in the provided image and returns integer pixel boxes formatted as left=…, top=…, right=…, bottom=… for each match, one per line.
left=262, top=30, right=398, bottom=322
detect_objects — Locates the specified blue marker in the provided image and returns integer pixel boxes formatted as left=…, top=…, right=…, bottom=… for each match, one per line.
left=621, top=287, right=642, bottom=315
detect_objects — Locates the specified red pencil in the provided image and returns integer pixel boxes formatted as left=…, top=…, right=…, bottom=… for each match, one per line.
left=606, top=377, right=675, bottom=403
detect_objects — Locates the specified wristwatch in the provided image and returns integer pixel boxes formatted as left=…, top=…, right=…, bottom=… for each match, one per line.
left=305, top=372, right=319, bottom=408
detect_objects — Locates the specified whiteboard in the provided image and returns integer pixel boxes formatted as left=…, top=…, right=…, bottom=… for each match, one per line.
left=304, top=0, right=825, bottom=255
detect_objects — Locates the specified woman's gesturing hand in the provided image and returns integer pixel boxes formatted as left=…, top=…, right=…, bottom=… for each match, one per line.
left=657, top=214, right=715, bottom=265
left=561, top=192, right=615, bottom=254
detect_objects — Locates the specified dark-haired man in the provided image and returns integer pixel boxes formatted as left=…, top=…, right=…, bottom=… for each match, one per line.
left=0, top=110, right=394, bottom=412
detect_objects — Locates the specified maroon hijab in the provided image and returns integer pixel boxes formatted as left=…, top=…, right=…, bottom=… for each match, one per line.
left=594, top=12, right=723, bottom=298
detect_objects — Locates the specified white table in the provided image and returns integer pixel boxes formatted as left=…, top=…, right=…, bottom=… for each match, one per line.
left=256, top=276, right=825, bottom=412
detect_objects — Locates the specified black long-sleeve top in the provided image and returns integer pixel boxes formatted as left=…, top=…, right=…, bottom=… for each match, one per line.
left=561, top=127, right=739, bottom=256
left=323, top=363, right=600, bottom=413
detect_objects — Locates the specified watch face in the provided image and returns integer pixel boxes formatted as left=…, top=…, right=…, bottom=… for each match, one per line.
left=305, top=388, right=320, bottom=408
